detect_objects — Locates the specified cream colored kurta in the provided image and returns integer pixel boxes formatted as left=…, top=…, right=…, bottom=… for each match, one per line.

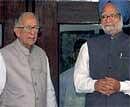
left=0, top=39, right=57, bottom=107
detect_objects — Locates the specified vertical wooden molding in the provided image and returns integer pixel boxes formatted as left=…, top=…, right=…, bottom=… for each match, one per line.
left=35, top=1, right=58, bottom=80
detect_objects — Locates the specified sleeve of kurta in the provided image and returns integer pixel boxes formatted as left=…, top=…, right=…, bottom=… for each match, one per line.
left=74, top=42, right=97, bottom=93
left=120, top=81, right=130, bottom=95
left=0, top=53, right=6, bottom=95
left=73, top=42, right=130, bottom=96
left=46, top=57, right=57, bottom=107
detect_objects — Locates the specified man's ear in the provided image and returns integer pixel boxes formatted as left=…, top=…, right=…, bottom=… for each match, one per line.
left=14, top=28, right=20, bottom=38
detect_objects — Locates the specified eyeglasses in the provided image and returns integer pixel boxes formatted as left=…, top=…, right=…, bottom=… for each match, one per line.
left=16, top=25, right=40, bottom=32
left=100, top=13, right=120, bottom=20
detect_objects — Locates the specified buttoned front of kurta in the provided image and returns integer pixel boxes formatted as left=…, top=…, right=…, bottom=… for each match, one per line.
left=85, top=32, right=130, bottom=107
left=0, top=39, right=53, bottom=107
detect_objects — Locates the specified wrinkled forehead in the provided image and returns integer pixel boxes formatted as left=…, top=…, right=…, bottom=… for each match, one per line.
left=20, top=15, right=38, bottom=26
left=102, top=3, right=119, bottom=14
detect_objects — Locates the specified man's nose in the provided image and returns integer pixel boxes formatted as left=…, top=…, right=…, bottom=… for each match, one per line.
left=104, top=16, right=113, bottom=23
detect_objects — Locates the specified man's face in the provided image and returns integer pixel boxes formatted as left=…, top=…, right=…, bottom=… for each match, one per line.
left=100, top=3, right=122, bottom=36
left=14, top=15, right=39, bottom=49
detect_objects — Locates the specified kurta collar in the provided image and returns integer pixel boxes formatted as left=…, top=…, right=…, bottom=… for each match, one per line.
left=106, top=31, right=125, bottom=40
left=15, top=39, right=31, bottom=56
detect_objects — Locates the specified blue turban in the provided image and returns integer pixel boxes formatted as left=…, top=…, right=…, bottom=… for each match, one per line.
left=99, top=0, right=130, bottom=23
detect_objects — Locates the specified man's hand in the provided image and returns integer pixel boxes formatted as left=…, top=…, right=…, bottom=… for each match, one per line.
left=95, top=77, right=120, bottom=96
left=105, top=77, right=120, bottom=95
left=95, top=78, right=110, bottom=95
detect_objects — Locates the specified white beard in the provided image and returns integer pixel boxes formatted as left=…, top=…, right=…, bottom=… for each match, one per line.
left=102, top=25, right=116, bottom=35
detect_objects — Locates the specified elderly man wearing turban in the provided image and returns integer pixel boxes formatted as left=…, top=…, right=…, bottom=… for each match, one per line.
left=74, top=0, right=130, bottom=107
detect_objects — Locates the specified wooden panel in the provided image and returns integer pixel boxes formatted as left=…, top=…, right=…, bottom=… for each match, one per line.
left=2, top=1, right=26, bottom=46
left=0, top=2, right=5, bottom=22
left=35, top=1, right=58, bottom=80
left=57, top=1, right=99, bottom=23
left=0, top=0, right=26, bottom=22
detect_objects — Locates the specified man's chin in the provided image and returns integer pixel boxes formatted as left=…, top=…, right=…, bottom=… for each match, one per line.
left=103, top=27, right=115, bottom=35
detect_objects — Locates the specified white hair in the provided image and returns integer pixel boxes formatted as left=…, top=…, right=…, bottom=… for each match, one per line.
left=14, top=12, right=39, bottom=27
